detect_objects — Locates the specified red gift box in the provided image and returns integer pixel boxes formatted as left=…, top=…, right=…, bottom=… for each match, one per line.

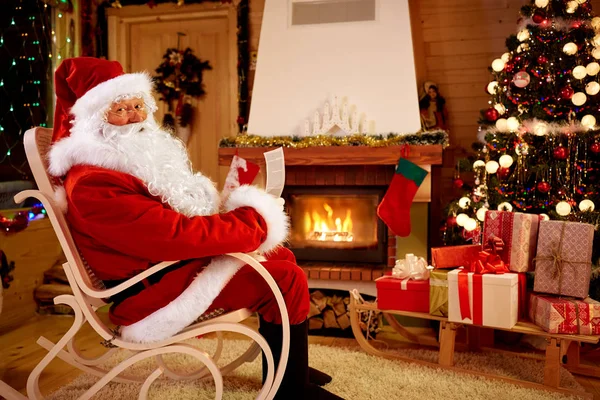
left=431, top=245, right=481, bottom=269
left=376, top=276, right=429, bottom=313
left=529, top=293, right=600, bottom=334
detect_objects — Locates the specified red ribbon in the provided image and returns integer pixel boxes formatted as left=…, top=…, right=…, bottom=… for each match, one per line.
left=483, top=235, right=504, bottom=255
left=457, top=251, right=510, bottom=323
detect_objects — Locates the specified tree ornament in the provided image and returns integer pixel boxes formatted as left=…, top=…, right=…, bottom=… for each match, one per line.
left=535, top=0, right=548, bottom=6
left=485, top=160, right=500, bottom=174
left=453, top=178, right=464, bottom=189
left=513, top=71, right=531, bottom=88
left=581, top=114, right=596, bottom=128
left=485, top=108, right=500, bottom=121
left=592, top=17, right=600, bottom=30
left=536, top=181, right=551, bottom=193
left=586, top=81, right=600, bottom=95
left=497, top=202, right=513, bottom=212
left=533, top=121, right=549, bottom=136
left=580, top=199, right=595, bottom=212
left=464, top=218, right=478, bottom=232
left=553, top=146, right=569, bottom=160
left=499, top=154, right=514, bottom=168
left=492, top=59, right=505, bottom=72
left=563, top=42, right=578, bottom=55
left=476, top=207, right=488, bottom=221
left=556, top=201, right=572, bottom=216
left=456, top=213, right=469, bottom=227
left=590, top=142, right=600, bottom=153
left=507, top=117, right=520, bottom=131
left=572, top=92, right=587, bottom=106
left=515, top=142, right=529, bottom=155
left=505, top=63, right=515, bottom=73
left=495, top=118, right=508, bottom=132
left=494, top=103, right=506, bottom=115
left=593, top=48, right=600, bottom=59
left=446, top=215, right=457, bottom=227
left=517, top=29, right=530, bottom=42
left=473, top=160, right=486, bottom=169
left=487, top=81, right=499, bottom=94
left=458, top=197, right=471, bottom=209
left=497, top=167, right=511, bottom=179
left=573, top=65, right=588, bottom=79
left=559, top=86, right=575, bottom=99
left=501, top=52, right=511, bottom=62
left=587, top=62, right=600, bottom=76
left=532, top=10, right=546, bottom=24
left=537, top=55, right=548, bottom=64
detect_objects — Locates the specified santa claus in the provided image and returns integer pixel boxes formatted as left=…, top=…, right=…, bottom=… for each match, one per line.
left=47, top=57, right=343, bottom=400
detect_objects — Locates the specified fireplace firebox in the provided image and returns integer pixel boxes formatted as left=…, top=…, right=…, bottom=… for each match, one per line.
left=283, top=186, right=387, bottom=263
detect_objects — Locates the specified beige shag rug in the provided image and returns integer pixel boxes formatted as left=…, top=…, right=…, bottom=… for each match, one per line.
left=49, top=338, right=583, bottom=400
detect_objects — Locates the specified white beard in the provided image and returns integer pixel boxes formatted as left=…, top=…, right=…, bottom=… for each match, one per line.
left=102, top=120, right=220, bottom=217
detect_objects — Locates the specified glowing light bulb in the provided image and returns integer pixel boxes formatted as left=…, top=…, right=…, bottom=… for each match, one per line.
left=458, top=197, right=471, bottom=209
left=476, top=207, right=488, bottom=221
left=580, top=199, right=595, bottom=212
left=464, top=218, right=478, bottom=232
left=556, top=201, right=572, bottom=216
left=485, top=160, right=500, bottom=174
left=499, top=154, right=514, bottom=168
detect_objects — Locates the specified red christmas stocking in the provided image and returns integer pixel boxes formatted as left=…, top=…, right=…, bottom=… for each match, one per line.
left=377, top=158, right=428, bottom=237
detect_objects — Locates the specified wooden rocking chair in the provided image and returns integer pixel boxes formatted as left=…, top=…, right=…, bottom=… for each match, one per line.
left=8, top=127, right=290, bottom=400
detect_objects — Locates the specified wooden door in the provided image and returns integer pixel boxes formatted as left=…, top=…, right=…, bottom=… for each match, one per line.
left=107, top=3, right=237, bottom=187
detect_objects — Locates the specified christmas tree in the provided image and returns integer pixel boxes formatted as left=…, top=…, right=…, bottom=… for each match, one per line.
left=442, top=0, right=600, bottom=266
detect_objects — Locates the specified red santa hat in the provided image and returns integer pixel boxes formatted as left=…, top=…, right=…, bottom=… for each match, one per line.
left=49, top=57, right=158, bottom=177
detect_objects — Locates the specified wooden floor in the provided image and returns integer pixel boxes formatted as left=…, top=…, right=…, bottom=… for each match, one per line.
left=3, top=314, right=600, bottom=399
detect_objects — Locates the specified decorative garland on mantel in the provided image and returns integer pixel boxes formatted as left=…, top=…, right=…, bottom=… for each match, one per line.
left=219, top=130, right=449, bottom=148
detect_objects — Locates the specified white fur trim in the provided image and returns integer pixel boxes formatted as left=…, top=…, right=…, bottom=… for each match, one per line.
left=224, top=185, right=289, bottom=254
left=53, top=186, right=68, bottom=214
left=120, top=256, right=244, bottom=343
left=70, top=72, right=157, bottom=123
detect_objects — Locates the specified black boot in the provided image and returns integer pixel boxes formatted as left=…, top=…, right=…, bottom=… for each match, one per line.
left=258, top=316, right=344, bottom=400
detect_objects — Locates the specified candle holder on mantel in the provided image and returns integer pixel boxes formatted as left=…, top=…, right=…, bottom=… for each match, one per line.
left=304, top=96, right=374, bottom=136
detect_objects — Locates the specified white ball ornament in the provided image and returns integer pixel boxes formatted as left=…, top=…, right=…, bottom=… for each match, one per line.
left=473, top=160, right=486, bottom=169
left=592, top=17, right=600, bottom=30
left=563, top=42, right=578, bottom=55
left=572, top=92, right=587, bottom=106
left=464, top=218, right=478, bottom=232
left=580, top=199, right=595, bottom=212
left=586, top=81, right=600, bottom=95
left=540, top=213, right=550, bottom=221
left=535, top=0, right=549, bottom=7
left=566, top=1, right=578, bottom=13
left=517, top=43, right=530, bottom=53
left=507, top=117, right=520, bottom=132
left=487, top=81, right=499, bottom=94
left=495, top=118, right=508, bottom=132
left=593, top=48, right=600, bottom=59
left=533, top=122, right=549, bottom=136
left=485, top=160, right=500, bottom=174
left=499, top=154, right=514, bottom=168
left=581, top=114, right=596, bottom=128
left=476, top=207, right=488, bottom=222
left=587, top=62, right=600, bottom=76
left=494, top=103, right=506, bottom=115
left=573, top=65, right=588, bottom=79
left=491, top=59, right=505, bottom=72
left=458, top=197, right=471, bottom=209
left=594, top=35, right=600, bottom=47
left=497, top=202, right=513, bottom=212
left=501, top=52, right=511, bottom=63
left=456, top=213, right=469, bottom=227
left=517, top=29, right=530, bottom=42
left=556, top=201, right=572, bottom=216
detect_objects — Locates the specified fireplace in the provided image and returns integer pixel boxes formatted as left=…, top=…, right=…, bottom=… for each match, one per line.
left=283, top=186, right=387, bottom=264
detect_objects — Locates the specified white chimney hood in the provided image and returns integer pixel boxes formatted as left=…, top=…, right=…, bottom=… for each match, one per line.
left=248, top=0, right=421, bottom=137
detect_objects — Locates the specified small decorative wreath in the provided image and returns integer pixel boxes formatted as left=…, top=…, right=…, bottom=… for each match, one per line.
left=154, top=47, right=212, bottom=127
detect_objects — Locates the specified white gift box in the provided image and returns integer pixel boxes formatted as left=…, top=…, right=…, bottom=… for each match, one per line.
left=448, top=269, right=518, bottom=329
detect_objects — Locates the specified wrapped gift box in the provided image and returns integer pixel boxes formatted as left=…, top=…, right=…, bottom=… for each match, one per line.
left=533, top=221, right=594, bottom=299
left=430, top=269, right=450, bottom=317
left=482, top=211, right=542, bottom=272
left=529, top=293, right=600, bottom=334
left=448, top=269, right=518, bottom=329
left=431, top=245, right=481, bottom=269
left=376, top=276, right=429, bottom=313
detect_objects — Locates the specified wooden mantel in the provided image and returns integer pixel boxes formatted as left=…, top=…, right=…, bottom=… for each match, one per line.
left=218, top=145, right=443, bottom=167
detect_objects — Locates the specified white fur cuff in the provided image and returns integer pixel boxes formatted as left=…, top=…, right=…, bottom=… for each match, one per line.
left=224, top=185, right=289, bottom=253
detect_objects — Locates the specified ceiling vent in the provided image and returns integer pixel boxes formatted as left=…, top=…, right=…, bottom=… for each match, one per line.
left=291, top=0, right=376, bottom=26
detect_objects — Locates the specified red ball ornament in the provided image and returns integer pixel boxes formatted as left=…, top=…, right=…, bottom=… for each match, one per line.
left=497, top=167, right=511, bottom=180
left=537, top=181, right=551, bottom=193
left=484, top=108, right=500, bottom=122
left=537, top=55, right=548, bottom=64
left=453, top=178, right=464, bottom=189
left=553, top=146, right=569, bottom=160
left=505, top=63, right=515, bottom=74
left=591, top=142, right=600, bottom=154
left=236, top=115, right=246, bottom=125
left=559, top=86, right=574, bottom=100
left=446, top=216, right=457, bottom=227
left=532, top=10, right=545, bottom=24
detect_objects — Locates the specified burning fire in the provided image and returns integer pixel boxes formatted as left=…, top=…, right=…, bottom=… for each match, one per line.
left=304, top=203, right=354, bottom=242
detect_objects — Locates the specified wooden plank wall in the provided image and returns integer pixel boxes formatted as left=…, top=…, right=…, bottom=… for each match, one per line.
left=247, top=0, right=600, bottom=237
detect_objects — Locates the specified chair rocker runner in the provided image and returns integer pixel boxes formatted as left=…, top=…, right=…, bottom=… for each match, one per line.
left=13, top=127, right=291, bottom=400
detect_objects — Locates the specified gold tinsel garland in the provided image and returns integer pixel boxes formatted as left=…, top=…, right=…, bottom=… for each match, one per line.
left=219, top=131, right=449, bottom=149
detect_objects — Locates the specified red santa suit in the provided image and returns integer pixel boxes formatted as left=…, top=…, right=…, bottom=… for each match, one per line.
left=47, top=57, right=310, bottom=343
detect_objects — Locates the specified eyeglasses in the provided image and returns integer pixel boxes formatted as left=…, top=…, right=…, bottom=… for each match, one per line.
left=107, top=103, right=147, bottom=119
